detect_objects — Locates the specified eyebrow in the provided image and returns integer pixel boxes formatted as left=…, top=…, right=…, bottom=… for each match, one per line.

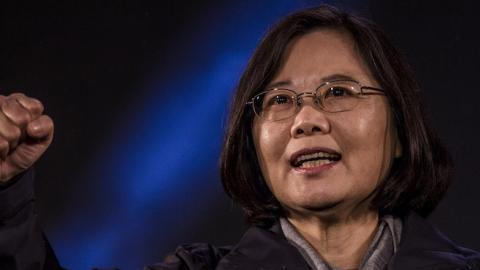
left=266, top=80, right=292, bottom=89
left=266, top=73, right=358, bottom=89
left=321, top=73, right=357, bottom=82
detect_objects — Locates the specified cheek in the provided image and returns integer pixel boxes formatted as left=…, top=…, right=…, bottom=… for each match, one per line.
left=253, top=121, right=290, bottom=174
left=334, top=105, right=393, bottom=175
left=334, top=113, right=379, bottom=149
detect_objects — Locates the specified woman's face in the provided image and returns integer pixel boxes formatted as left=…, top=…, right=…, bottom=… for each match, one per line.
left=252, top=29, right=401, bottom=217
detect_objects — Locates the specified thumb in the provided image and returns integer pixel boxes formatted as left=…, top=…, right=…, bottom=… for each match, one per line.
left=26, top=115, right=54, bottom=141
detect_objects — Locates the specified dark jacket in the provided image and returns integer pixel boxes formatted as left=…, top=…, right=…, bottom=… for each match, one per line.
left=148, top=213, right=480, bottom=270
left=1, top=170, right=479, bottom=269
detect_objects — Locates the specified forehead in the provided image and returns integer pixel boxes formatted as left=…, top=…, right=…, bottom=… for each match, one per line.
left=269, top=29, right=376, bottom=89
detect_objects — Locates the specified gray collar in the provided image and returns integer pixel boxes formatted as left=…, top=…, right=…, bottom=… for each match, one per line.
left=279, top=215, right=402, bottom=270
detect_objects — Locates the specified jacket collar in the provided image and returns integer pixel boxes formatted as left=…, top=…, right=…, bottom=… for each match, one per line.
left=217, top=213, right=479, bottom=270
left=216, top=222, right=311, bottom=269
left=388, top=212, right=479, bottom=269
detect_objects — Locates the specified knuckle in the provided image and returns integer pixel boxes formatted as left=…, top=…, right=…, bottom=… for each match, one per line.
left=10, top=92, right=26, bottom=98
left=4, top=126, right=21, bottom=141
left=11, top=126, right=21, bottom=139
left=17, top=96, right=44, bottom=115
left=15, top=112, right=31, bottom=125
left=30, top=98, right=44, bottom=113
left=1, top=100, right=31, bottom=125
left=0, top=138, right=8, bottom=149
left=0, top=98, right=8, bottom=110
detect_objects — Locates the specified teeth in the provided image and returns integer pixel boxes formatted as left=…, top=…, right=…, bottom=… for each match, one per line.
left=299, top=159, right=332, bottom=168
left=296, top=152, right=339, bottom=163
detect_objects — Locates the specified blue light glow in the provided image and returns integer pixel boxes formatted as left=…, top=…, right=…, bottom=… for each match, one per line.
left=51, top=1, right=339, bottom=269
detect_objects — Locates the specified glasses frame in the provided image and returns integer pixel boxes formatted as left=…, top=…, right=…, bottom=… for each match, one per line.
left=246, top=79, right=386, bottom=121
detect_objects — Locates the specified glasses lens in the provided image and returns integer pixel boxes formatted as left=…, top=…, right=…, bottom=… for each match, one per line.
left=319, top=81, right=361, bottom=112
left=254, top=89, right=295, bottom=121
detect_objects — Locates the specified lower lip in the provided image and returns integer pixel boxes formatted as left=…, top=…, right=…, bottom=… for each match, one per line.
left=292, top=161, right=337, bottom=176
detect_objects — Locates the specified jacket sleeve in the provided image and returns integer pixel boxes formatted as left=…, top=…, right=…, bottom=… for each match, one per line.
left=144, top=243, right=231, bottom=270
left=0, top=169, right=64, bottom=270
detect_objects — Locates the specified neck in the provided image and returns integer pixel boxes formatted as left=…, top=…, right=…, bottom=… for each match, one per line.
left=287, top=208, right=379, bottom=269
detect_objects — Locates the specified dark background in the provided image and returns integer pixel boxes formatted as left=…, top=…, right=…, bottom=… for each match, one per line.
left=1, top=0, right=479, bottom=269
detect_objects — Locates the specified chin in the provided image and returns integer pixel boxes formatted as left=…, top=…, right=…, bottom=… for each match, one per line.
left=302, top=200, right=344, bottom=212
left=284, top=195, right=345, bottom=216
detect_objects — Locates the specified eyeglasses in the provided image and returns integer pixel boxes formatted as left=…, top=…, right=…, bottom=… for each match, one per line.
left=246, top=79, right=385, bottom=121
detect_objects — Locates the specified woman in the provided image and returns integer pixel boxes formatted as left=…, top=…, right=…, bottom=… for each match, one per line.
left=0, top=4, right=479, bottom=270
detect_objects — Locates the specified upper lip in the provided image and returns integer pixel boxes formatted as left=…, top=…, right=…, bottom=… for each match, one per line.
left=289, top=147, right=341, bottom=167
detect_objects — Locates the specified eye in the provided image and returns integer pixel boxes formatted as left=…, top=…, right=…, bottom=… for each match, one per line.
left=325, top=86, right=356, bottom=98
left=264, top=93, right=293, bottom=107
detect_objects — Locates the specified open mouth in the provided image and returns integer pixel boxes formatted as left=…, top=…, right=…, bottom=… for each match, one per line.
left=290, top=149, right=341, bottom=169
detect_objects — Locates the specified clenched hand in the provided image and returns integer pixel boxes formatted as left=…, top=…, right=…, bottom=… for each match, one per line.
left=0, top=93, right=54, bottom=183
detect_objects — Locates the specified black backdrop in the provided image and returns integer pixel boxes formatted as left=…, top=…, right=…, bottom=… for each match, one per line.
left=1, top=0, right=479, bottom=268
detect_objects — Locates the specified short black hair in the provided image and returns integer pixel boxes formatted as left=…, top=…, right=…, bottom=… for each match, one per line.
left=220, top=4, right=453, bottom=226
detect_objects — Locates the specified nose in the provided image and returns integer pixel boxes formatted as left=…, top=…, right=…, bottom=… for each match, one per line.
left=290, top=97, right=331, bottom=137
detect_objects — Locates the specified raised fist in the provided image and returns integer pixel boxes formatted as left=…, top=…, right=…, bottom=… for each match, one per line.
left=0, top=93, right=54, bottom=183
